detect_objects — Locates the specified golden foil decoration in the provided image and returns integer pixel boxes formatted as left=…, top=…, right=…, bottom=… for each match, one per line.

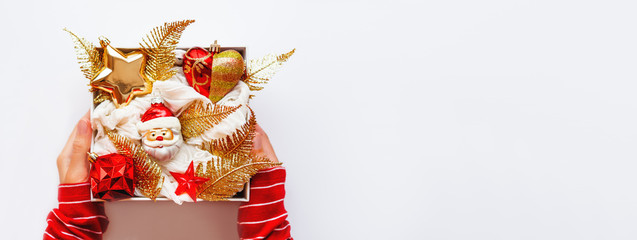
left=91, top=42, right=152, bottom=108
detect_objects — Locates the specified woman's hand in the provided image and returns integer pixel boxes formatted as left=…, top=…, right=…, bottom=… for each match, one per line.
left=57, top=111, right=93, bottom=184
left=251, top=124, right=279, bottom=163
left=240, top=124, right=292, bottom=240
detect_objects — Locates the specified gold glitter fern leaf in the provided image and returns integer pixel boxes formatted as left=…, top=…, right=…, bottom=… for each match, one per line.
left=64, top=28, right=103, bottom=80
left=195, top=154, right=280, bottom=201
left=92, top=89, right=110, bottom=104
left=178, top=101, right=242, bottom=139
left=244, top=49, right=295, bottom=91
left=202, top=107, right=256, bottom=156
left=140, top=20, right=195, bottom=81
left=105, top=130, right=164, bottom=200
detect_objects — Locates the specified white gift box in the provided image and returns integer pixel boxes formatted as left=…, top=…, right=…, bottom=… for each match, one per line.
left=90, top=47, right=250, bottom=203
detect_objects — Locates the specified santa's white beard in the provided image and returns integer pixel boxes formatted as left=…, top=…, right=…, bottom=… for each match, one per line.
left=142, top=134, right=183, bottom=163
left=143, top=144, right=180, bottom=162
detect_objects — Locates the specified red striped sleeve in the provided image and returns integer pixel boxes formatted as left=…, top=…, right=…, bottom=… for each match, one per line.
left=44, top=182, right=109, bottom=240
left=238, top=167, right=293, bottom=240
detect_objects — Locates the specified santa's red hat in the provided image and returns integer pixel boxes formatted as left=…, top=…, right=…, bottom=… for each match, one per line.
left=137, top=98, right=181, bottom=132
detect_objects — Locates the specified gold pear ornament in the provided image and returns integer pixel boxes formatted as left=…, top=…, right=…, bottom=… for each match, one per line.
left=208, top=49, right=245, bottom=103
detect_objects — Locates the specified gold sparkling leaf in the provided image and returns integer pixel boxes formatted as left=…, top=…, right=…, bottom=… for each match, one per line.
left=64, top=28, right=104, bottom=80
left=140, top=20, right=195, bottom=81
left=202, top=107, right=256, bottom=156
left=196, top=154, right=280, bottom=201
left=105, top=129, right=164, bottom=200
left=177, top=101, right=241, bottom=140
left=92, top=89, right=111, bottom=104
left=244, top=48, right=295, bottom=91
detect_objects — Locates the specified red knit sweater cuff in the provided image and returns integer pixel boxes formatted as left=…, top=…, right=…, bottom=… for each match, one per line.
left=58, top=182, right=92, bottom=203
left=238, top=166, right=292, bottom=239
left=46, top=182, right=108, bottom=240
left=249, top=166, right=287, bottom=187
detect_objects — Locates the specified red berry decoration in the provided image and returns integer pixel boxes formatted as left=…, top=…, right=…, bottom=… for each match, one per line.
left=89, top=153, right=135, bottom=200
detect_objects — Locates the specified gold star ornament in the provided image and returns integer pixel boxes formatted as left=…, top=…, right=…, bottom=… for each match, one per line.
left=91, top=42, right=153, bottom=108
left=66, top=20, right=195, bottom=108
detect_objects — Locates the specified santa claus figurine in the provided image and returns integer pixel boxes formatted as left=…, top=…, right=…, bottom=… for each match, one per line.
left=137, top=97, right=184, bottom=163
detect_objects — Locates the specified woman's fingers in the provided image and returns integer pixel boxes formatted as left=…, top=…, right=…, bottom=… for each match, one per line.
left=57, top=123, right=77, bottom=182
left=252, top=124, right=279, bottom=163
left=67, top=120, right=92, bottom=183
left=58, top=111, right=92, bottom=184
left=252, top=129, right=264, bottom=154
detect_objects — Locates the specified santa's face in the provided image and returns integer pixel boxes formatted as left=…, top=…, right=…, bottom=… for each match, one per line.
left=141, top=128, right=183, bottom=163
left=145, top=128, right=174, bottom=142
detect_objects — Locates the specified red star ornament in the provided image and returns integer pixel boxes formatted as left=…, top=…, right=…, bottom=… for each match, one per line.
left=170, top=161, right=209, bottom=202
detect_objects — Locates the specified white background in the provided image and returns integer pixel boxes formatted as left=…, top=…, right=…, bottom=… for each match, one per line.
left=1, top=0, right=637, bottom=239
